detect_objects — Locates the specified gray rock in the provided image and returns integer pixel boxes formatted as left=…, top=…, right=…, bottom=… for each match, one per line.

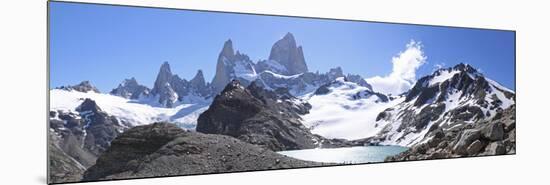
left=483, top=141, right=506, bottom=155
left=83, top=123, right=327, bottom=181
left=508, top=128, right=516, bottom=142
left=49, top=134, right=86, bottom=184
left=385, top=104, right=515, bottom=162
left=482, top=122, right=504, bottom=141
left=466, top=140, right=484, bottom=155
left=453, top=129, right=481, bottom=155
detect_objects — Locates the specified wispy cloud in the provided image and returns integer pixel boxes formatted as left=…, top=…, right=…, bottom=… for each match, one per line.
left=366, top=40, right=427, bottom=95
left=434, top=62, right=446, bottom=70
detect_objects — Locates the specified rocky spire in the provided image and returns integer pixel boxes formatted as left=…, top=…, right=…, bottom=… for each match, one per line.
left=190, top=70, right=206, bottom=89
left=151, top=62, right=173, bottom=95
left=268, top=32, right=308, bottom=75
left=211, top=39, right=236, bottom=93
left=220, top=39, right=235, bottom=60
left=149, top=62, right=180, bottom=107
left=328, top=67, right=344, bottom=79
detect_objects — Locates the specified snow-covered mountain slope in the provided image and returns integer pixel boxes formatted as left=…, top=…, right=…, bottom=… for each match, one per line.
left=301, top=77, right=403, bottom=140
left=50, top=89, right=209, bottom=129
left=374, top=63, right=515, bottom=146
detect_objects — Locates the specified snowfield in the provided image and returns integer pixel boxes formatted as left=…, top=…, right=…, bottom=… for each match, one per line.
left=301, top=78, right=403, bottom=140
left=50, top=89, right=209, bottom=129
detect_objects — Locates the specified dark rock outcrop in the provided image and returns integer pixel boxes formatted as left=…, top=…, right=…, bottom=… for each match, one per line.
left=83, top=123, right=327, bottom=181
left=197, top=80, right=320, bottom=151
left=77, top=99, right=124, bottom=156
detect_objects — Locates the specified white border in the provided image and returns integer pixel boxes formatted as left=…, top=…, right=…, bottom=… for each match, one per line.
left=1, top=0, right=549, bottom=185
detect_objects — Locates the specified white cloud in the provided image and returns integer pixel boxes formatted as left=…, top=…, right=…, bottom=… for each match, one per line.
left=366, top=40, right=427, bottom=95
left=434, top=62, right=446, bottom=70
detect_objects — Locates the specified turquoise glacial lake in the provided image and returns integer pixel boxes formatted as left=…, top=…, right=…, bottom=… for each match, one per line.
left=278, top=146, right=408, bottom=164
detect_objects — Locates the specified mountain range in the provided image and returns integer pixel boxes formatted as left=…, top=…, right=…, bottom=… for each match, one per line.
left=49, top=32, right=516, bottom=183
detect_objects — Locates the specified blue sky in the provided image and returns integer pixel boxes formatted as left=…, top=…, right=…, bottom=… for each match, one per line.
left=49, top=2, right=515, bottom=93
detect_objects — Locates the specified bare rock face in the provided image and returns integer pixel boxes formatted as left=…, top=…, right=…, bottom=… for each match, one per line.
left=151, top=62, right=174, bottom=95
left=76, top=99, right=125, bottom=156
left=150, top=62, right=178, bottom=107
left=189, top=70, right=210, bottom=97
left=196, top=80, right=320, bottom=151
left=211, top=40, right=257, bottom=93
left=481, top=122, right=505, bottom=141
left=82, top=123, right=327, bottom=181
left=49, top=133, right=86, bottom=184
left=267, top=33, right=308, bottom=75
left=110, top=77, right=150, bottom=99
left=57, top=81, right=100, bottom=93
left=327, top=67, right=344, bottom=80
left=149, top=62, right=212, bottom=107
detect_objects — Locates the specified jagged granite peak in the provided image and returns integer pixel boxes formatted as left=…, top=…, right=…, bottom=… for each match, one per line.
left=211, top=39, right=257, bottom=93
left=327, top=67, right=344, bottom=79
left=151, top=61, right=173, bottom=95
left=110, top=77, right=150, bottom=99
left=149, top=62, right=180, bottom=107
left=190, top=70, right=206, bottom=89
left=57, top=81, right=100, bottom=93
left=268, top=32, right=308, bottom=75
left=197, top=80, right=320, bottom=151
left=220, top=39, right=235, bottom=60
left=148, top=62, right=212, bottom=107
